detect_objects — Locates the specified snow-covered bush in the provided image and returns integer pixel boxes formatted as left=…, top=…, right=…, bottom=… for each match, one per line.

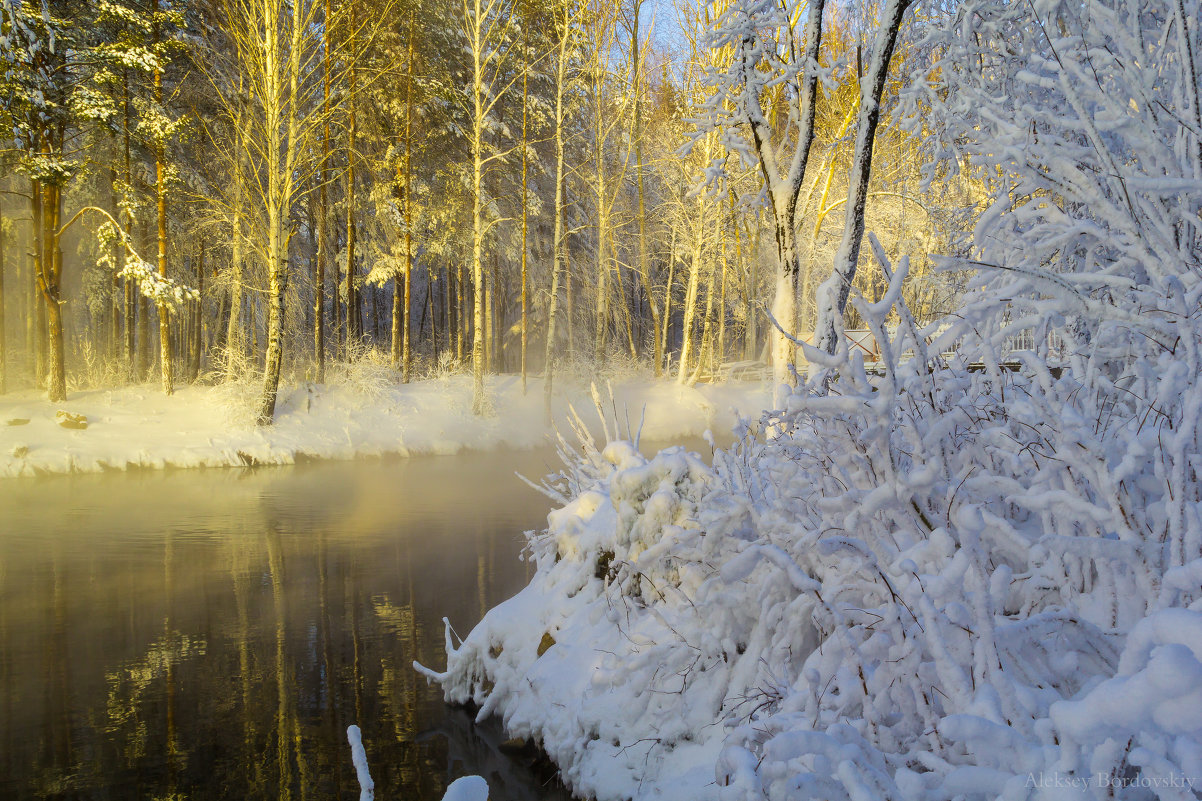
left=326, top=341, right=397, bottom=403
left=205, top=346, right=264, bottom=427
left=68, top=337, right=124, bottom=391
left=418, top=1, right=1202, bottom=798
left=559, top=348, right=655, bottom=387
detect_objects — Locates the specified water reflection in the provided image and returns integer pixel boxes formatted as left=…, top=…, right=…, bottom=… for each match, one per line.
left=0, top=448, right=581, bottom=801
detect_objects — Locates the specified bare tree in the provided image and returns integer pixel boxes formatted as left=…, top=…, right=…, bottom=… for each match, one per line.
left=813, top=0, right=914, bottom=355
left=696, top=0, right=826, bottom=389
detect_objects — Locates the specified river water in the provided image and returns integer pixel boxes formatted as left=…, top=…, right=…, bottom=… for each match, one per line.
left=0, top=445, right=638, bottom=801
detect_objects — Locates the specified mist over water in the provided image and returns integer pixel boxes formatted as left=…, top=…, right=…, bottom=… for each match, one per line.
left=0, top=447, right=597, bottom=800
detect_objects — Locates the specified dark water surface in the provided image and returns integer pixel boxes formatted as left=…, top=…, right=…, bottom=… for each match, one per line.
left=0, top=446, right=614, bottom=801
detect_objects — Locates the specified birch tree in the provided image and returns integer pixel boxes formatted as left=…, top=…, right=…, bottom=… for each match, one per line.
left=458, top=0, right=519, bottom=414
left=211, top=0, right=324, bottom=424
left=542, top=0, right=581, bottom=422
left=695, top=0, right=826, bottom=389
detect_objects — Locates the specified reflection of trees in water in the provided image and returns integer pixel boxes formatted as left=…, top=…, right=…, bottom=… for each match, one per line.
left=104, top=633, right=207, bottom=764
left=1, top=456, right=563, bottom=801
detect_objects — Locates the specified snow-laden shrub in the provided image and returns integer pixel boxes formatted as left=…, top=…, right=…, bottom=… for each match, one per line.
left=67, top=337, right=124, bottom=391
left=559, top=348, right=655, bottom=388
left=326, top=341, right=397, bottom=403
left=419, top=0, right=1202, bottom=798
left=204, top=345, right=264, bottom=427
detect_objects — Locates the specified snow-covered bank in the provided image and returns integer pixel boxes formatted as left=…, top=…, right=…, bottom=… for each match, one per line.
left=0, top=375, right=770, bottom=478
left=421, top=362, right=1202, bottom=801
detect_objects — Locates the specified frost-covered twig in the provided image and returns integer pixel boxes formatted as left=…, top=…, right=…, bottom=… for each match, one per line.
left=346, top=725, right=374, bottom=801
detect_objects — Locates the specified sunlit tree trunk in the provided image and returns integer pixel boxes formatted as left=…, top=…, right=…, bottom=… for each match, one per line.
left=314, top=0, right=332, bottom=384
left=107, top=145, right=121, bottom=365
left=464, top=0, right=510, bottom=413
left=689, top=258, right=717, bottom=385
left=0, top=202, right=6, bottom=395
left=677, top=163, right=708, bottom=384
left=401, top=12, right=415, bottom=383
left=543, top=3, right=571, bottom=423
left=471, top=21, right=487, bottom=414
left=30, top=189, right=45, bottom=388
left=252, top=0, right=309, bottom=425
left=455, top=260, right=464, bottom=362
left=630, top=0, right=661, bottom=375
left=593, top=69, right=609, bottom=363
left=661, top=224, right=676, bottom=372
left=152, top=0, right=174, bottom=396
left=345, top=1, right=360, bottom=351
left=519, top=8, right=530, bottom=392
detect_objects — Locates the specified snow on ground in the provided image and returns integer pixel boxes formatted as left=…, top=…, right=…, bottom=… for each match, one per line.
left=0, top=374, right=770, bottom=478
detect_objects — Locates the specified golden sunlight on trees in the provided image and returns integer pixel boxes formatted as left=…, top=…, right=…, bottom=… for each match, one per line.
left=0, top=0, right=971, bottom=410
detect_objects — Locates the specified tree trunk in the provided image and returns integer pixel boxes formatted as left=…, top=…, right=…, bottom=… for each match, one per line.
left=107, top=150, right=121, bottom=364
left=455, top=260, right=464, bottom=362
left=31, top=179, right=46, bottom=389
left=544, top=11, right=569, bottom=423
left=814, top=0, right=913, bottom=354
left=470, top=0, right=488, bottom=414
left=189, top=243, right=204, bottom=381
left=632, top=0, right=656, bottom=375
left=121, top=71, right=136, bottom=379
left=736, top=0, right=826, bottom=387
left=257, top=205, right=287, bottom=424
left=346, top=131, right=359, bottom=348
left=662, top=225, right=676, bottom=373
left=398, top=10, right=416, bottom=382
left=314, top=0, right=331, bottom=383
left=40, top=180, right=66, bottom=402
left=0, top=201, right=6, bottom=395
left=345, top=0, right=360, bottom=351
left=593, top=76, right=608, bottom=363
left=256, top=0, right=305, bottom=424
left=153, top=0, right=174, bottom=396
left=677, top=185, right=706, bottom=384
left=520, top=23, right=529, bottom=394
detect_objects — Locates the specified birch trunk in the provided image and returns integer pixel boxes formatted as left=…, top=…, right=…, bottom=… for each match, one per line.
left=469, top=0, right=487, bottom=414
left=256, top=0, right=306, bottom=425
left=738, top=0, right=826, bottom=389
left=543, top=9, right=570, bottom=423
left=677, top=186, right=706, bottom=384
left=520, top=33, right=529, bottom=393
left=314, top=0, right=331, bottom=384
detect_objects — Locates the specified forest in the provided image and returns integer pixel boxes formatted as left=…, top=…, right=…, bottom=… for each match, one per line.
left=0, top=0, right=967, bottom=424
left=5, top=0, right=1202, bottom=797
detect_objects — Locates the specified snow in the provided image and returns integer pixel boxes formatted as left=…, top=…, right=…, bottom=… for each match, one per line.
left=413, top=2, right=1202, bottom=787
left=346, top=725, right=375, bottom=801
left=419, top=353, right=1202, bottom=801
left=0, top=374, right=770, bottom=478
left=441, top=775, right=489, bottom=801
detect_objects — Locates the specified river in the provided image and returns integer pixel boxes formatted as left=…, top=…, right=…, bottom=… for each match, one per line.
left=0, top=444, right=654, bottom=800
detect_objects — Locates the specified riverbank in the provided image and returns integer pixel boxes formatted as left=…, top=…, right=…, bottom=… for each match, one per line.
left=0, top=373, right=770, bottom=478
